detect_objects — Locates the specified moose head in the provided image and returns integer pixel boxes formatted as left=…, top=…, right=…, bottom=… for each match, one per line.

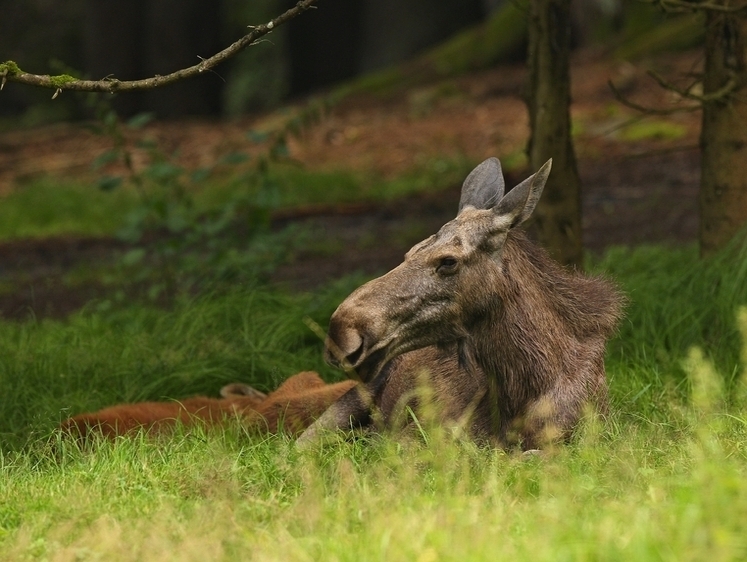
left=325, top=157, right=552, bottom=380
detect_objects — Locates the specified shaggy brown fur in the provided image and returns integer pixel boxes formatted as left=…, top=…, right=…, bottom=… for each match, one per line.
left=299, top=158, right=624, bottom=450
left=59, top=371, right=357, bottom=440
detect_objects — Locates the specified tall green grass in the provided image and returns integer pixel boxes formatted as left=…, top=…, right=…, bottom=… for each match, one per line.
left=594, top=236, right=747, bottom=418
left=0, top=239, right=746, bottom=560
left=2, top=403, right=747, bottom=560
left=0, top=277, right=363, bottom=452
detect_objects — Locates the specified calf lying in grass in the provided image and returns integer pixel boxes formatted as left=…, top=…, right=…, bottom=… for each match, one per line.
left=59, top=371, right=356, bottom=439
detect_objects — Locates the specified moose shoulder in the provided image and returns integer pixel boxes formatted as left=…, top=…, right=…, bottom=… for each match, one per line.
left=298, top=157, right=624, bottom=450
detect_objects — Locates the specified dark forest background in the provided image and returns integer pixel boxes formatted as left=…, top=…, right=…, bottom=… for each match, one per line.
left=1, top=0, right=640, bottom=122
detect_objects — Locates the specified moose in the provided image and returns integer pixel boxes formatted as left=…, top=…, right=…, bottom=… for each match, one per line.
left=298, top=157, right=624, bottom=450
left=60, top=371, right=356, bottom=440
left=60, top=157, right=623, bottom=450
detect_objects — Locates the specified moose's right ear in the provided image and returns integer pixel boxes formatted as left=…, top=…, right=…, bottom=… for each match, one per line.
left=458, top=157, right=505, bottom=213
left=493, top=159, right=551, bottom=228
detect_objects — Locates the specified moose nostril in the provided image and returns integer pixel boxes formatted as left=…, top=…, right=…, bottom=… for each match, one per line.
left=325, top=327, right=366, bottom=368
left=345, top=336, right=366, bottom=366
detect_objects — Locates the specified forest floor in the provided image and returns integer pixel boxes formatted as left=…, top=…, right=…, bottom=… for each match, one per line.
left=0, top=46, right=704, bottom=319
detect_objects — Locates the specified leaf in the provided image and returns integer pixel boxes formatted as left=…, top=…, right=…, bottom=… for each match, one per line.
left=166, top=211, right=189, bottom=233
left=144, top=162, right=183, bottom=182
left=127, top=112, right=155, bottom=130
left=270, top=138, right=289, bottom=159
left=147, top=283, right=165, bottom=301
left=121, top=248, right=146, bottom=266
left=103, top=110, right=118, bottom=128
left=191, top=167, right=212, bottom=184
left=246, top=130, right=269, bottom=144
left=136, top=138, right=158, bottom=150
left=96, top=175, right=123, bottom=191
left=91, top=150, right=120, bottom=170
left=220, top=152, right=250, bottom=165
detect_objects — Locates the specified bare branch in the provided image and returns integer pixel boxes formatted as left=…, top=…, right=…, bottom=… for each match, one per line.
left=608, top=62, right=735, bottom=116
left=645, top=0, right=747, bottom=12
left=647, top=69, right=738, bottom=103
left=608, top=80, right=701, bottom=115
left=1, top=0, right=319, bottom=95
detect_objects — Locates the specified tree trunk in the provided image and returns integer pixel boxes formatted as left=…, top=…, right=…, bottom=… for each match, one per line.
left=700, top=11, right=747, bottom=256
left=526, top=0, right=583, bottom=268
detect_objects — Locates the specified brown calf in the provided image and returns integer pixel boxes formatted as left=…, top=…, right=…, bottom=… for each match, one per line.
left=60, top=371, right=356, bottom=439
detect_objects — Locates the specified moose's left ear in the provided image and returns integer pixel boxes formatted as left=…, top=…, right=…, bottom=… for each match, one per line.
left=220, top=383, right=267, bottom=400
left=493, top=159, right=552, bottom=228
left=458, top=157, right=505, bottom=212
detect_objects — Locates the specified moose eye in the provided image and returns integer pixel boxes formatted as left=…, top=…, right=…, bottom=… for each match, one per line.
left=436, top=256, right=459, bottom=275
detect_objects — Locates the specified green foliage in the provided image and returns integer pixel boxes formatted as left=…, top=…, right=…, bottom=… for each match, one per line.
left=2, top=394, right=747, bottom=559
left=593, top=236, right=747, bottom=418
left=426, top=0, right=528, bottom=75
left=0, top=179, right=137, bottom=239
left=88, top=108, right=288, bottom=302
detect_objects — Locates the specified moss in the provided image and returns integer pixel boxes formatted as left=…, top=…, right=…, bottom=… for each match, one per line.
left=615, top=13, right=705, bottom=60
left=427, top=0, right=528, bottom=75
left=49, top=74, right=77, bottom=88
left=618, top=120, right=687, bottom=142
left=0, top=61, right=22, bottom=76
left=324, top=0, right=528, bottom=103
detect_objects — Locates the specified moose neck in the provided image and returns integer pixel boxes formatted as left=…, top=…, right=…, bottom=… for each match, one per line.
left=463, top=231, right=617, bottom=422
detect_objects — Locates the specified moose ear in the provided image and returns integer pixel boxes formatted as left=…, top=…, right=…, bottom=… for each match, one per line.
left=220, top=382, right=267, bottom=400
left=458, top=157, right=505, bottom=213
left=492, top=159, right=552, bottom=228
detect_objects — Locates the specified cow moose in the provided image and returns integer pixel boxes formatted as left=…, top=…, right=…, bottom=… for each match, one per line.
left=60, top=371, right=356, bottom=440
left=298, top=157, right=624, bottom=450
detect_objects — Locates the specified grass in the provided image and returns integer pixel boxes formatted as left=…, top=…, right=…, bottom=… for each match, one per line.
left=0, top=179, right=138, bottom=239
left=2, top=406, right=747, bottom=560
left=206, top=156, right=474, bottom=209
left=0, top=278, right=366, bottom=451
left=0, top=156, right=473, bottom=241
left=598, top=238, right=747, bottom=415
left=0, top=235, right=745, bottom=559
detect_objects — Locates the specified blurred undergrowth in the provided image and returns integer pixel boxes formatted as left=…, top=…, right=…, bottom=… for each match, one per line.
left=88, top=106, right=287, bottom=304
left=0, top=101, right=473, bottom=307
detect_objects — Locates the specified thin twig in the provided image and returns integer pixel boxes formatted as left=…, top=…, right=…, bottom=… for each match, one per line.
left=3, top=0, right=319, bottom=94
left=646, top=0, right=747, bottom=12
left=647, top=70, right=737, bottom=103
left=608, top=80, right=701, bottom=115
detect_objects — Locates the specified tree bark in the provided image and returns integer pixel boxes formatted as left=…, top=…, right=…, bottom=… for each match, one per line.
left=700, top=9, right=747, bottom=256
left=526, top=0, right=583, bottom=268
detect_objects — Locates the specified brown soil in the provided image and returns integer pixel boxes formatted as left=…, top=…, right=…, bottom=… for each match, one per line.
left=0, top=48, right=704, bottom=319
